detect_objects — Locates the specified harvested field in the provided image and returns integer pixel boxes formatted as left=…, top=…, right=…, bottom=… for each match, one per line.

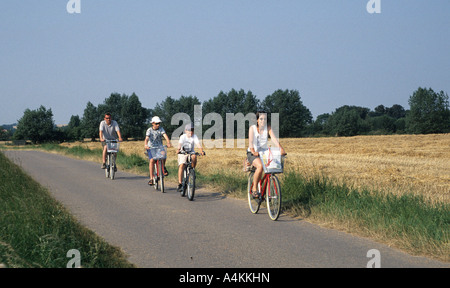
left=61, top=134, right=450, bottom=204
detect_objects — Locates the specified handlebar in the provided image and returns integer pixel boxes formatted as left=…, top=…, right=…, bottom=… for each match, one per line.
left=178, top=150, right=205, bottom=156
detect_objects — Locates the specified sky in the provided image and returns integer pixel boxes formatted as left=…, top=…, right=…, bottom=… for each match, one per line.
left=1, top=0, right=449, bottom=125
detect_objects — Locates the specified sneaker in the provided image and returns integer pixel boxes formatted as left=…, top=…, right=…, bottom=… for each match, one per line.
left=101, top=163, right=106, bottom=169
left=114, top=166, right=117, bottom=172
left=164, top=167, right=169, bottom=176
left=177, top=184, right=183, bottom=193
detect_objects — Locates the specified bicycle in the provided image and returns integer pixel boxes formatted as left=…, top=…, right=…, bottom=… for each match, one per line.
left=105, top=139, right=119, bottom=180
left=146, top=145, right=168, bottom=193
left=178, top=150, right=204, bottom=201
left=246, top=147, right=285, bottom=221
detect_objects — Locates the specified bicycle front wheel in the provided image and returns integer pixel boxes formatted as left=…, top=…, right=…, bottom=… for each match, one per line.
left=187, top=168, right=195, bottom=201
left=247, top=172, right=261, bottom=214
left=159, top=160, right=165, bottom=193
left=266, top=175, right=282, bottom=221
left=105, top=154, right=110, bottom=178
left=110, top=154, right=116, bottom=180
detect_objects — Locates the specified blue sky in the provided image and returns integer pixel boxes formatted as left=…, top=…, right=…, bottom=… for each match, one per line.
left=1, top=0, right=449, bottom=125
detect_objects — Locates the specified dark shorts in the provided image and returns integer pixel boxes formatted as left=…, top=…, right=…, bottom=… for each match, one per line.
left=247, top=151, right=259, bottom=165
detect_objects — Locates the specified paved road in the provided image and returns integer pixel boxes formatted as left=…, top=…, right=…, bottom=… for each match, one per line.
left=4, top=150, right=449, bottom=268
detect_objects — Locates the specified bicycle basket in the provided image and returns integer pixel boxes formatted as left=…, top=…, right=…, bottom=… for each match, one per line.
left=260, top=147, right=284, bottom=174
left=148, top=146, right=167, bottom=160
left=106, top=141, right=119, bottom=153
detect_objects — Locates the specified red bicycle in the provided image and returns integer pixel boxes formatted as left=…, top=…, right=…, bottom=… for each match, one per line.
left=247, top=148, right=285, bottom=221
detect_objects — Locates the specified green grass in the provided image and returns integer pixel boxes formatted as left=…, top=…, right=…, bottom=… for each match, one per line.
left=0, top=151, right=135, bottom=268
left=1, top=143, right=448, bottom=263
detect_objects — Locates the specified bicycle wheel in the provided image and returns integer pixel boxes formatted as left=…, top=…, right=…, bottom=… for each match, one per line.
left=159, top=160, right=165, bottom=193
left=105, top=154, right=110, bottom=178
left=110, top=154, right=116, bottom=180
left=153, top=162, right=159, bottom=191
left=266, top=175, right=282, bottom=221
left=187, top=168, right=195, bottom=201
left=180, top=168, right=187, bottom=197
left=247, top=172, right=261, bottom=214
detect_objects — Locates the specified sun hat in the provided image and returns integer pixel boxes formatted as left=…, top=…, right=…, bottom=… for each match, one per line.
left=151, top=116, right=162, bottom=123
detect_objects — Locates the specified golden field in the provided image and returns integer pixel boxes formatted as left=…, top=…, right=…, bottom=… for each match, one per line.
left=62, top=134, right=450, bottom=204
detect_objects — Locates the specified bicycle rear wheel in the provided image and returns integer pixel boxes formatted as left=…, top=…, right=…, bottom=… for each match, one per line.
left=247, top=172, right=261, bottom=214
left=105, top=154, right=110, bottom=178
left=110, top=154, right=116, bottom=180
left=266, top=175, right=281, bottom=221
left=187, top=168, right=195, bottom=201
left=159, top=160, right=165, bottom=193
left=153, top=162, right=159, bottom=191
left=180, top=168, right=187, bottom=197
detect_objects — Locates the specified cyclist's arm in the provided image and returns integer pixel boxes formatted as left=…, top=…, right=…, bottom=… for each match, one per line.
left=268, top=128, right=286, bottom=155
left=248, top=126, right=258, bottom=156
left=144, top=136, right=150, bottom=149
left=163, top=132, right=172, bottom=148
left=99, top=130, right=104, bottom=142
left=116, top=130, right=123, bottom=142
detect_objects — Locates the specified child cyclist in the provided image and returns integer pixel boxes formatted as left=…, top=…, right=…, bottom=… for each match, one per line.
left=176, top=123, right=205, bottom=192
left=145, top=116, right=172, bottom=186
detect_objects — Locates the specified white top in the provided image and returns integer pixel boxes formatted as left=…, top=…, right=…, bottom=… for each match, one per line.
left=99, top=120, right=120, bottom=140
left=179, top=133, right=200, bottom=152
left=248, top=124, right=268, bottom=153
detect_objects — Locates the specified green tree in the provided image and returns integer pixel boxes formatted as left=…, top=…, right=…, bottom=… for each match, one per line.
left=406, top=87, right=450, bottom=134
left=14, top=106, right=55, bottom=144
left=326, top=105, right=370, bottom=137
left=152, top=95, right=201, bottom=137
left=261, top=89, right=312, bottom=137
left=80, top=102, right=100, bottom=141
left=67, top=115, right=82, bottom=141
left=120, top=93, right=149, bottom=140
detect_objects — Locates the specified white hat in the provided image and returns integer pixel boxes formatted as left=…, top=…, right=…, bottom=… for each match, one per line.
left=151, top=116, right=162, bottom=123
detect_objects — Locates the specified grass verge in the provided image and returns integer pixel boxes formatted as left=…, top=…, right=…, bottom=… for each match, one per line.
left=0, top=151, right=135, bottom=268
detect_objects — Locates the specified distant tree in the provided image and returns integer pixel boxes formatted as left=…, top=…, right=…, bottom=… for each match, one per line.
left=152, top=95, right=201, bottom=138
left=120, top=93, right=149, bottom=140
left=261, top=89, right=312, bottom=137
left=202, top=89, right=260, bottom=139
left=67, top=115, right=82, bottom=141
left=406, top=87, right=450, bottom=134
left=14, top=106, right=55, bottom=144
left=326, top=105, right=370, bottom=137
left=80, top=102, right=100, bottom=141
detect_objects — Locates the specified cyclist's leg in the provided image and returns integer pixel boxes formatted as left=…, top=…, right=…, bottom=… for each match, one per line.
left=102, top=143, right=107, bottom=167
left=191, top=154, right=197, bottom=168
left=149, top=158, right=155, bottom=183
left=251, top=157, right=263, bottom=194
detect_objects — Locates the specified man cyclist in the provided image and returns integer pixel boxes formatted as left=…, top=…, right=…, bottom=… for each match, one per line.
left=176, top=123, right=205, bottom=192
left=145, top=116, right=172, bottom=185
left=99, top=112, right=123, bottom=170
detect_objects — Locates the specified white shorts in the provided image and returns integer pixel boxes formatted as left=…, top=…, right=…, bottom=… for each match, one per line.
left=178, top=154, right=189, bottom=166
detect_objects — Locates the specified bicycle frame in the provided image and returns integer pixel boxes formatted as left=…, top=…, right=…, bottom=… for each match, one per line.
left=247, top=154, right=285, bottom=221
left=105, top=139, right=119, bottom=180
left=179, top=151, right=201, bottom=201
left=147, top=145, right=167, bottom=193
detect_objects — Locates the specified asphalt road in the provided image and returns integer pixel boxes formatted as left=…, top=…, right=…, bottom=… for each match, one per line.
left=4, top=150, right=449, bottom=268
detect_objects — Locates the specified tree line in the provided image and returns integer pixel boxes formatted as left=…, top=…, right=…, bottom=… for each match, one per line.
left=4, top=87, right=449, bottom=144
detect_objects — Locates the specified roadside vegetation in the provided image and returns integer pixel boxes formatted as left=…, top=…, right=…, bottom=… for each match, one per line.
left=0, top=151, right=135, bottom=268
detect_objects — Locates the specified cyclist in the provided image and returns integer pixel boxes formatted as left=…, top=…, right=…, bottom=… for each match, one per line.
left=99, top=112, right=123, bottom=170
left=145, top=116, right=172, bottom=185
left=247, top=111, right=286, bottom=198
left=176, top=123, right=205, bottom=192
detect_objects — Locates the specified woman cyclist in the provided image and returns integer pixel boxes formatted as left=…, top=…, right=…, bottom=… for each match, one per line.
left=247, top=111, right=286, bottom=198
